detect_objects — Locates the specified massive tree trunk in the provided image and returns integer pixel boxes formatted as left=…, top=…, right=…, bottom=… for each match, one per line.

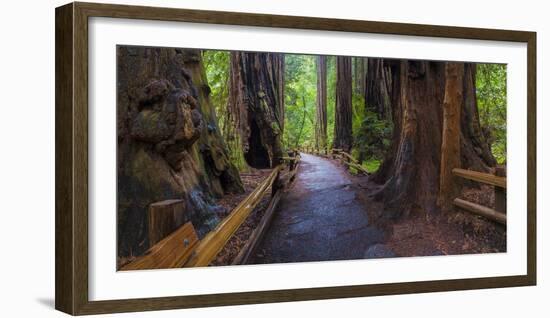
left=373, top=61, right=445, bottom=218
left=333, top=56, right=353, bottom=153
left=371, top=60, right=497, bottom=219
left=315, top=55, right=328, bottom=152
left=438, top=63, right=464, bottom=211
left=228, top=52, right=285, bottom=168
left=117, top=47, right=243, bottom=258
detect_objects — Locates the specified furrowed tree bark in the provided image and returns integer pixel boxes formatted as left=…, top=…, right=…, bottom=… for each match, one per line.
left=370, top=59, right=400, bottom=183
left=365, top=58, right=392, bottom=119
left=372, top=60, right=497, bottom=219
left=461, top=63, right=496, bottom=172
left=333, top=56, right=353, bottom=153
left=116, top=47, right=243, bottom=261
left=438, top=62, right=464, bottom=212
left=354, top=57, right=367, bottom=95
left=373, top=60, right=445, bottom=219
left=228, top=52, right=285, bottom=168
left=315, top=55, right=328, bottom=152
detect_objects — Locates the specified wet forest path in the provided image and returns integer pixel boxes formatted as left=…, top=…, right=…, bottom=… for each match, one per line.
left=249, top=153, right=389, bottom=264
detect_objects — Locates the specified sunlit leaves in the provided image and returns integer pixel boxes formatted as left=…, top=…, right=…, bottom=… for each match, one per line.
left=284, top=55, right=317, bottom=148
left=476, top=64, right=507, bottom=164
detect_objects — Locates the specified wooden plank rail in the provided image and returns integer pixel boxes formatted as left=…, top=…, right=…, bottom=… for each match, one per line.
left=232, top=190, right=283, bottom=265
left=120, top=222, right=199, bottom=270
left=453, top=198, right=506, bottom=225
left=452, top=168, right=506, bottom=188
left=328, top=149, right=369, bottom=175
left=233, top=155, right=301, bottom=264
left=122, top=154, right=301, bottom=270
left=288, top=154, right=301, bottom=182
left=342, top=160, right=370, bottom=175
left=339, top=151, right=359, bottom=164
left=452, top=167, right=507, bottom=224
left=185, top=165, right=283, bottom=267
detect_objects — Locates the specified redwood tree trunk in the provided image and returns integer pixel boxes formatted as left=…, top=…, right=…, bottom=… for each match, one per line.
left=354, top=57, right=367, bottom=95
left=373, top=60, right=445, bottom=218
left=315, top=55, right=328, bottom=152
left=370, top=59, right=401, bottom=183
left=228, top=52, right=285, bottom=168
left=461, top=63, right=496, bottom=172
left=365, top=58, right=392, bottom=119
left=116, top=47, right=243, bottom=259
left=333, top=56, right=353, bottom=153
left=438, top=62, right=464, bottom=211
left=371, top=60, right=497, bottom=219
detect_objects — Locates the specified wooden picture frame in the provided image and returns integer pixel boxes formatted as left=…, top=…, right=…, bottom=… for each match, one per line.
left=55, top=2, right=536, bottom=315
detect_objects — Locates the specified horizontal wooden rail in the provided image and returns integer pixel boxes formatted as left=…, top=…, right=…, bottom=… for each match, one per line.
left=453, top=198, right=506, bottom=225
left=184, top=165, right=283, bottom=267
left=120, top=222, right=199, bottom=270
left=452, top=168, right=506, bottom=188
left=339, top=151, right=359, bottom=164
left=232, top=190, right=283, bottom=265
left=329, top=149, right=369, bottom=175
left=342, top=160, right=370, bottom=175
left=232, top=155, right=301, bottom=264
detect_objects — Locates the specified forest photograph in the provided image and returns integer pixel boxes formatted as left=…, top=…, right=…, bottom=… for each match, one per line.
left=116, top=45, right=507, bottom=271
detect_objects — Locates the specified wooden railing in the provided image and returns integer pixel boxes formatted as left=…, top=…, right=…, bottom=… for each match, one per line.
left=301, top=147, right=369, bottom=175
left=452, top=167, right=507, bottom=225
left=184, top=165, right=283, bottom=267
left=232, top=152, right=301, bottom=265
left=121, top=154, right=301, bottom=270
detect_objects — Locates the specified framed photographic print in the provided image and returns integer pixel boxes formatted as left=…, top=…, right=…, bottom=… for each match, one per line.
left=55, top=2, right=536, bottom=315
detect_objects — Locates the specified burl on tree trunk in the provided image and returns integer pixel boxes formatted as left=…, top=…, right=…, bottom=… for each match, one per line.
left=333, top=56, right=353, bottom=153
left=228, top=52, right=285, bottom=168
left=117, top=46, right=243, bottom=259
left=372, top=60, right=496, bottom=218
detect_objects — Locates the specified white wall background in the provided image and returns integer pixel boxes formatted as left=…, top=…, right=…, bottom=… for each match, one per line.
left=0, top=0, right=547, bottom=316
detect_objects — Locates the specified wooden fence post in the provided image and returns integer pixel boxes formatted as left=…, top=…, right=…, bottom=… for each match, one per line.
left=495, top=167, right=507, bottom=214
left=148, top=199, right=186, bottom=247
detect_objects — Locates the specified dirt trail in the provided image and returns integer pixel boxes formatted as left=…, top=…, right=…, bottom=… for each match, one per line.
left=249, top=153, right=386, bottom=264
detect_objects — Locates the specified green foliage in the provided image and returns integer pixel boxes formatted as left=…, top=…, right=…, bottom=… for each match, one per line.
left=362, top=159, right=381, bottom=173
left=354, top=111, right=392, bottom=163
left=202, top=50, right=248, bottom=172
left=476, top=64, right=507, bottom=164
left=203, top=50, right=230, bottom=131
left=348, top=57, right=391, bottom=173
left=284, top=55, right=317, bottom=149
